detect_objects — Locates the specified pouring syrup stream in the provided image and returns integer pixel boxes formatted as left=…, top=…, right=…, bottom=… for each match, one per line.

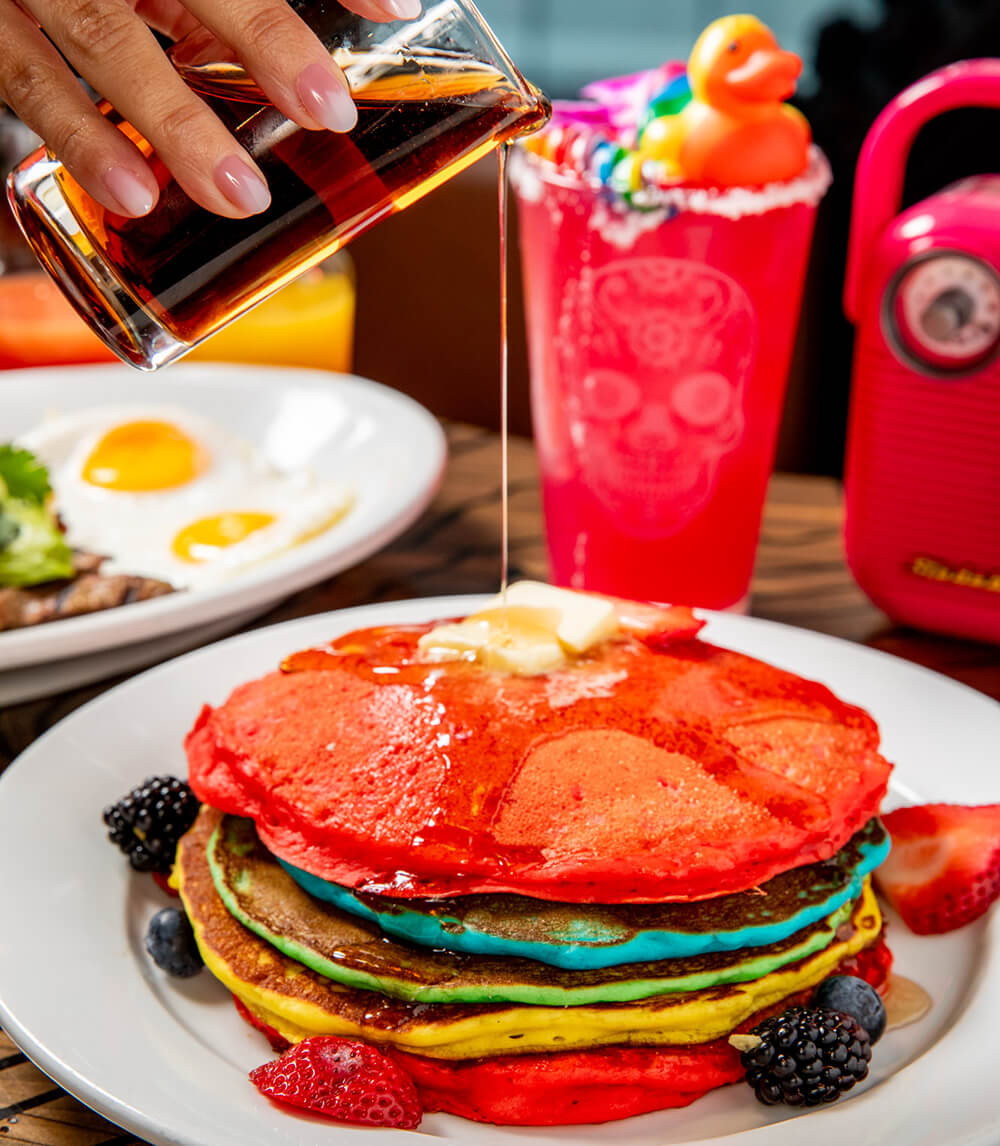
left=499, top=143, right=511, bottom=607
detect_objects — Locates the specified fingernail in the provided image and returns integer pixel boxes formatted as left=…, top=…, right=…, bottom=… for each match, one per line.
left=214, top=156, right=271, bottom=215
left=384, top=0, right=421, bottom=18
left=103, top=166, right=155, bottom=216
left=295, top=62, right=358, bottom=133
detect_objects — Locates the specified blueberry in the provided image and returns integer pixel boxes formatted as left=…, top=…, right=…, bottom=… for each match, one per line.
left=145, top=908, right=203, bottom=978
left=812, top=976, right=886, bottom=1044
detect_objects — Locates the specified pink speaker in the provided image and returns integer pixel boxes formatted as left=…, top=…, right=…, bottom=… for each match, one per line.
left=844, top=60, right=1000, bottom=643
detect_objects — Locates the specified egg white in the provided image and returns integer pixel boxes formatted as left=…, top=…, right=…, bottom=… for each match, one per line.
left=19, top=405, right=353, bottom=589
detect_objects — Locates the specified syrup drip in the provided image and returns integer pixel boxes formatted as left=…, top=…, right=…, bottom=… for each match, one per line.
left=498, top=143, right=511, bottom=607
left=883, top=974, right=933, bottom=1031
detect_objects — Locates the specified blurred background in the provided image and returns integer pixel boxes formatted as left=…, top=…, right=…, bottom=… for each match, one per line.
left=476, top=0, right=877, bottom=95
left=4, top=0, right=1000, bottom=475
left=347, top=0, right=1000, bottom=474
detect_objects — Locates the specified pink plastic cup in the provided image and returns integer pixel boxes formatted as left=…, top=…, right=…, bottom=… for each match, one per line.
left=512, top=145, right=831, bottom=610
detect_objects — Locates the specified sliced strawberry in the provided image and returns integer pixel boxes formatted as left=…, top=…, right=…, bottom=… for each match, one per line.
left=609, top=599, right=706, bottom=649
left=876, top=804, right=1000, bottom=934
left=250, top=1036, right=422, bottom=1129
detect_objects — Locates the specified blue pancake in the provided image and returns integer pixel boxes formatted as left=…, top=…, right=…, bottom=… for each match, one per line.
left=280, top=819, right=889, bottom=970
left=207, top=814, right=860, bottom=1007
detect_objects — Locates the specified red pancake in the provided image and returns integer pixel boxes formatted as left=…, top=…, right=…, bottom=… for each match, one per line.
left=392, top=1042, right=743, bottom=1125
left=235, top=940, right=892, bottom=1126
left=186, top=605, right=892, bottom=903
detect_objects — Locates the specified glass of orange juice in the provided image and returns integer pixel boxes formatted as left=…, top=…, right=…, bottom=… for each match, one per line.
left=188, top=252, right=356, bottom=373
left=0, top=251, right=356, bottom=373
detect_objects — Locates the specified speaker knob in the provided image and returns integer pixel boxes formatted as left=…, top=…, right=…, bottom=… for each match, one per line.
left=889, top=252, right=1000, bottom=373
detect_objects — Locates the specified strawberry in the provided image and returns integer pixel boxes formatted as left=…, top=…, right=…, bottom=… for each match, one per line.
left=609, top=599, right=706, bottom=649
left=250, top=1037, right=422, bottom=1129
left=875, top=804, right=1000, bottom=934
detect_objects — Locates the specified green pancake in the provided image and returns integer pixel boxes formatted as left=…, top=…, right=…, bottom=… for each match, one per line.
left=210, top=815, right=861, bottom=1007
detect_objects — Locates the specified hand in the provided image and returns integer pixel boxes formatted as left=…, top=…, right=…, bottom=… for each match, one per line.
left=0, top=0, right=421, bottom=218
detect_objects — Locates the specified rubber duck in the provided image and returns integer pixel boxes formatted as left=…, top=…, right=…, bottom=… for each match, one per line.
left=638, top=15, right=811, bottom=187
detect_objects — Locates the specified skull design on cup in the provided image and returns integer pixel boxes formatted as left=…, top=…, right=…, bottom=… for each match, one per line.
left=559, top=256, right=756, bottom=538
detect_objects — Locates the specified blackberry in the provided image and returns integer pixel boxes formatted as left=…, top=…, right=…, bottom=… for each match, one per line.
left=103, top=776, right=199, bottom=874
left=733, top=1006, right=872, bottom=1107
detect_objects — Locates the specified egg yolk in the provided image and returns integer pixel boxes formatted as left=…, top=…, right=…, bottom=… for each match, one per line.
left=83, top=421, right=208, bottom=492
left=172, top=512, right=276, bottom=564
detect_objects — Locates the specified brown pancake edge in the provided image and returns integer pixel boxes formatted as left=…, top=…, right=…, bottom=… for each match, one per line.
left=176, top=805, right=882, bottom=1051
left=210, top=813, right=865, bottom=995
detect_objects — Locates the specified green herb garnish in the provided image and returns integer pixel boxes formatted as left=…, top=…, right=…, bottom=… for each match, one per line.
left=0, top=446, right=74, bottom=587
left=0, top=444, right=53, bottom=506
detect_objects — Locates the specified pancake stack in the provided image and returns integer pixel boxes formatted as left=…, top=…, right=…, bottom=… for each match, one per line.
left=178, top=599, right=893, bottom=1126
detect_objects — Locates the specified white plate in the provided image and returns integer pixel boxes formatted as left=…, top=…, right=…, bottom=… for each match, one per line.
left=0, top=606, right=269, bottom=707
left=1, top=598, right=999, bottom=1146
left=0, top=364, right=447, bottom=676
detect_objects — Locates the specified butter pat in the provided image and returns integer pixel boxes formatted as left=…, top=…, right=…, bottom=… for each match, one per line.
left=417, top=583, right=620, bottom=676
left=489, top=581, right=619, bottom=654
left=418, top=620, right=491, bottom=659
left=480, top=628, right=567, bottom=676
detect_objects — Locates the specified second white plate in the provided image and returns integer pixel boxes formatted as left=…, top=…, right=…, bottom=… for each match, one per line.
left=0, top=363, right=447, bottom=674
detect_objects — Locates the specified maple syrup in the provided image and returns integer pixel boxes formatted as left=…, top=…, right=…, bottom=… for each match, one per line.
left=498, top=144, right=511, bottom=603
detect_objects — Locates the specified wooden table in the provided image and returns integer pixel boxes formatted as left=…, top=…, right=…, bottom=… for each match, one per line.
left=1, top=422, right=998, bottom=1145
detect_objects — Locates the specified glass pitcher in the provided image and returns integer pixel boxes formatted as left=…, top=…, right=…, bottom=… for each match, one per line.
left=6, top=0, right=549, bottom=370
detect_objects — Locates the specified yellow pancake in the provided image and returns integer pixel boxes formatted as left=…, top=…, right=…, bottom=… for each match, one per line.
left=176, top=808, right=883, bottom=1060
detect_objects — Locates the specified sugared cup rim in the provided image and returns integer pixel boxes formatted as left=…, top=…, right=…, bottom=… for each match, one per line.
left=510, top=144, right=833, bottom=219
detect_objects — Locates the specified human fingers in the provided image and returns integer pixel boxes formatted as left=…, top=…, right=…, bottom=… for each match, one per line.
left=130, top=0, right=421, bottom=47
left=176, top=0, right=422, bottom=135
left=340, top=0, right=422, bottom=20
left=178, top=0, right=357, bottom=133
left=0, top=0, right=160, bottom=217
left=129, top=0, right=200, bottom=41
left=18, top=0, right=272, bottom=218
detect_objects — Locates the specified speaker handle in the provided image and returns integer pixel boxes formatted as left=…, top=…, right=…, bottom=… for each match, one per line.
left=844, top=59, right=1000, bottom=322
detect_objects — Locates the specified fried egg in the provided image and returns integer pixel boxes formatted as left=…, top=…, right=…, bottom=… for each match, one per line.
left=19, top=406, right=353, bottom=589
